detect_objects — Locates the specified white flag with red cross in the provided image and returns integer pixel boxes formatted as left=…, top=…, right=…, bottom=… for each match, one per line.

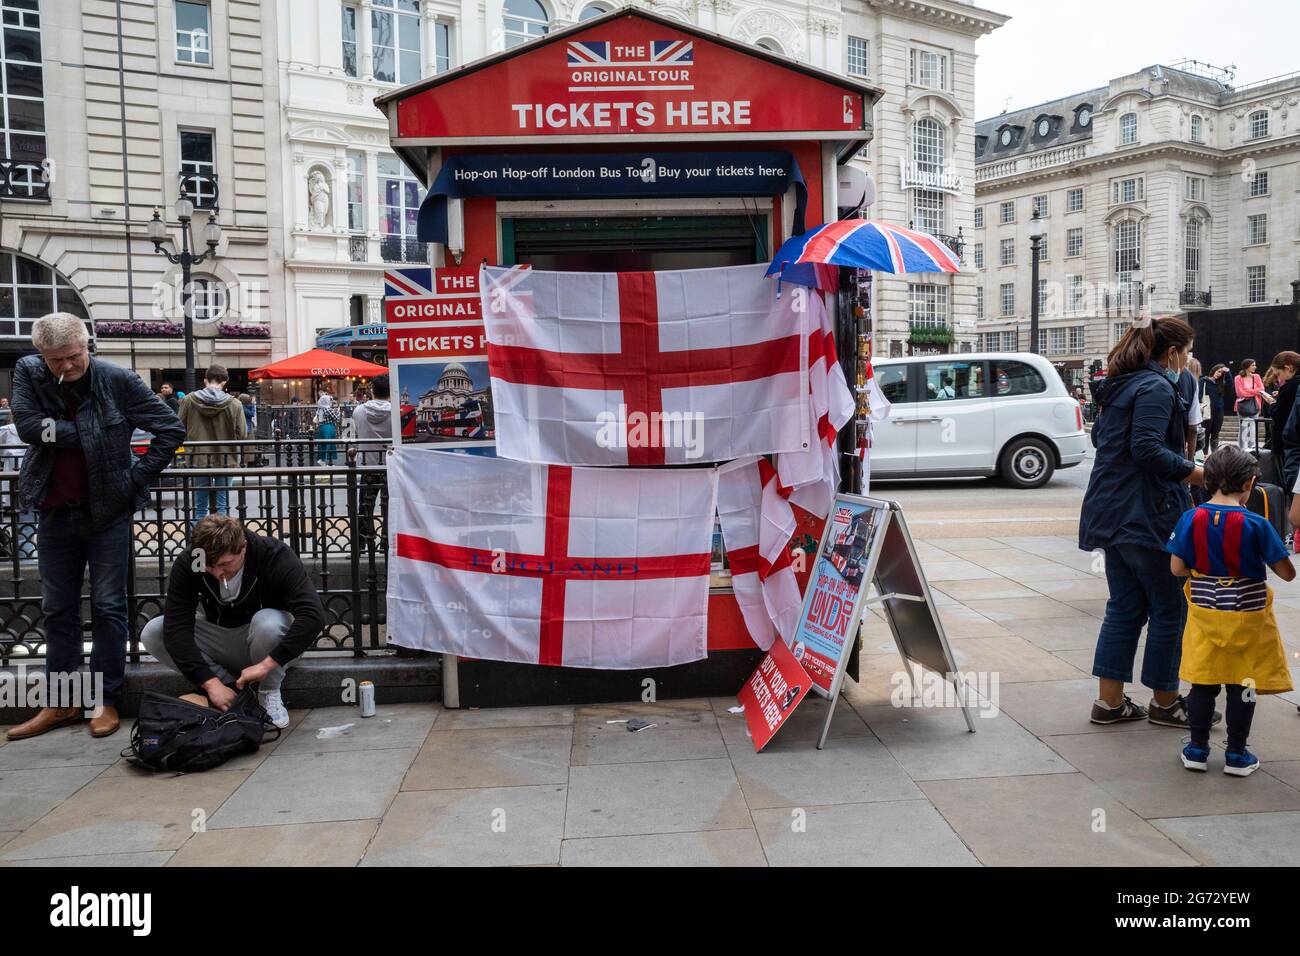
left=386, top=447, right=718, bottom=668
left=716, top=456, right=804, bottom=651
left=480, top=263, right=810, bottom=466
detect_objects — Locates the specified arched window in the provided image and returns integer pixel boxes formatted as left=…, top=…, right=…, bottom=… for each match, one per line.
left=1248, top=109, right=1269, bottom=139
left=754, top=38, right=784, bottom=55
left=912, top=118, right=944, bottom=172
left=186, top=277, right=226, bottom=324
left=0, top=251, right=90, bottom=338
left=1119, top=112, right=1137, bottom=145
left=504, top=0, right=548, bottom=49
left=1189, top=114, right=1203, bottom=143
left=578, top=2, right=610, bottom=20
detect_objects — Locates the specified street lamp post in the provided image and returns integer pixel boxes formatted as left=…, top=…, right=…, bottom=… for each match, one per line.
left=147, top=199, right=222, bottom=393
left=1028, top=208, right=1045, bottom=355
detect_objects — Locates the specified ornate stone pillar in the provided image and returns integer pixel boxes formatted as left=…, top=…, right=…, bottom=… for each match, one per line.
left=360, top=0, right=375, bottom=82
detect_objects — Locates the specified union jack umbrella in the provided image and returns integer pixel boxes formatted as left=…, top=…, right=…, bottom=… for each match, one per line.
left=766, top=219, right=961, bottom=280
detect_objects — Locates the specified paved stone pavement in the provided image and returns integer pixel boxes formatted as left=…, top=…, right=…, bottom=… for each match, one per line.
left=4, top=457, right=1300, bottom=866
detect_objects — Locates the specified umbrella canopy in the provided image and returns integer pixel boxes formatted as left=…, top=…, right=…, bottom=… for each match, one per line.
left=249, top=348, right=387, bottom=381
left=767, top=219, right=961, bottom=277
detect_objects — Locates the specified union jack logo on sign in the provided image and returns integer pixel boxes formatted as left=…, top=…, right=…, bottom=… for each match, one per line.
left=384, top=268, right=434, bottom=298
left=565, top=39, right=694, bottom=66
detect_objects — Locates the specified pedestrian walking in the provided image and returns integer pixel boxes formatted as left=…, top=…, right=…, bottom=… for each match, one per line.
left=179, top=364, right=246, bottom=525
left=351, top=373, right=392, bottom=544
left=1234, top=359, right=1271, bottom=453
left=1201, top=364, right=1227, bottom=453
left=158, top=382, right=179, bottom=414
left=1168, top=445, right=1294, bottom=776
left=5, top=313, right=184, bottom=741
left=1079, top=315, right=1210, bottom=729
left=314, top=392, right=340, bottom=465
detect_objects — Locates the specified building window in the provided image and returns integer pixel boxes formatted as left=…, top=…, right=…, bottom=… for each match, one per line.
left=1119, top=112, right=1137, bottom=145
left=1066, top=227, right=1083, bottom=258
left=908, top=283, right=948, bottom=328
left=578, top=2, right=610, bottom=20
left=1066, top=187, right=1083, bottom=212
left=1036, top=234, right=1048, bottom=262
left=976, top=286, right=984, bottom=319
left=342, top=5, right=358, bottom=77
left=1185, top=175, right=1204, bottom=201
left=846, top=36, right=868, bottom=76
left=1248, top=170, right=1269, bottom=197
left=1184, top=219, right=1201, bottom=293
left=434, top=21, right=452, bottom=73
left=1000, top=282, right=1014, bottom=316
left=347, top=150, right=366, bottom=233
left=999, top=237, right=1014, bottom=266
left=1068, top=275, right=1084, bottom=312
left=1114, top=321, right=1128, bottom=345
left=0, top=251, right=89, bottom=338
left=1037, top=329, right=1048, bottom=354
left=1248, top=110, right=1269, bottom=139
left=973, top=243, right=984, bottom=269
left=378, top=154, right=425, bottom=260
left=174, top=1, right=211, bottom=66
left=1037, top=279, right=1049, bottom=315
left=1247, top=265, right=1266, bottom=303
left=973, top=206, right=983, bottom=229
left=1113, top=177, right=1143, bottom=204
left=1114, top=220, right=1141, bottom=307
left=186, top=276, right=226, bottom=323
left=913, top=118, right=944, bottom=173
left=1032, top=194, right=1049, bottom=218
left=1068, top=326, right=1085, bottom=353
left=913, top=190, right=945, bottom=235
left=372, top=0, right=421, bottom=85
left=910, top=48, right=946, bottom=90
left=179, top=129, right=216, bottom=209
left=0, top=0, right=46, bottom=190
left=504, top=0, right=548, bottom=49
left=1190, top=114, right=1203, bottom=143
left=1048, top=327, right=1066, bottom=355
left=999, top=200, right=1015, bottom=224
left=1247, top=213, right=1268, bottom=245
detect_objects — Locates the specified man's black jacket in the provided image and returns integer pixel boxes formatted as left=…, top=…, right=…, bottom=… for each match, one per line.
left=11, top=354, right=185, bottom=529
left=163, top=530, right=328, bottom=687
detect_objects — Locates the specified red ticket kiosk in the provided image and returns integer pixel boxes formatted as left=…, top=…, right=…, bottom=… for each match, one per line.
left=375, top=8, right=882, bottom=706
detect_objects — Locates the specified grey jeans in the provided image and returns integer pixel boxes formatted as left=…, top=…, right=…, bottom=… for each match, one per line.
left=141, top=608, right=296, bottom=693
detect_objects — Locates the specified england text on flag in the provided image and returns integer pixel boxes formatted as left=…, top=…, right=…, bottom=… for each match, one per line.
left=717, top=456, right=803, bottom=650
left=480, top=263, right=810, bottom=466
left=386, top=447, right=718, bottom=668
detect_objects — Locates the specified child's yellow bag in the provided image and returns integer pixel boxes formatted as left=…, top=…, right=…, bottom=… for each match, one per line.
left=1179, top=577, right=1294, bottom=693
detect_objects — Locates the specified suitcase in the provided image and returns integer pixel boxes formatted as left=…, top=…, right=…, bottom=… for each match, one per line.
left=1256, top=448, right=1281, bottom=487
left=1246, top=481, right=1288, bottom=541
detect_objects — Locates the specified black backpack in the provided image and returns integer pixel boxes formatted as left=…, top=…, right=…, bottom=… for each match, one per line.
left=123, top=688, right=280, bottom=773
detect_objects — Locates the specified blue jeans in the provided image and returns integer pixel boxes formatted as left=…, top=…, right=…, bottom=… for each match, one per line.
left=37, top=507, right=131, bottom=708
left=1092, top=544, right=1185, bottom=692
left=193, top=475, right=231, bottom=525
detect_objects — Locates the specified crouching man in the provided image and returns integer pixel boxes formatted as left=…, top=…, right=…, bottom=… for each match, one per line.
left=141, top=514, right=326, bottom=728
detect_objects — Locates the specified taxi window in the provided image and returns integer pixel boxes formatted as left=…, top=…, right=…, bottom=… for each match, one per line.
left=877, top=365, right=909, bottom=403
left=993, top=360, right=1047, bottom=396
left=923, top=361, right=985, bottom=402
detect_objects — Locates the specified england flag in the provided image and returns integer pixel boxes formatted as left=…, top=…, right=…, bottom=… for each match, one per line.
left=386, top=447, right=718, bottom=668
left=480, top=263, right=810, bottom=466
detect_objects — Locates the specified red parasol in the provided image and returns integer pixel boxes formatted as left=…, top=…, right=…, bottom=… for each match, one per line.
left=249, top=348, right=387, bottom=381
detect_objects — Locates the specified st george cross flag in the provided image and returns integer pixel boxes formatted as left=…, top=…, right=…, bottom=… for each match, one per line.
left=717, top=456, right=803, bottom=650
left=480, top=263, right=809, bottom=466
left=386, top=446, right=718, bottom=668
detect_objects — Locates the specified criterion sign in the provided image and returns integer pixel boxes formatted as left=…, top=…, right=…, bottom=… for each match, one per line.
left=790, top=493, right=974, bottom=749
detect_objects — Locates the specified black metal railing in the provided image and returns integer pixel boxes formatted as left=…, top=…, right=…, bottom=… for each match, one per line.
left=380, top=236, right=429, bottom=264
left=0, top=447, right=391, bottom=666
left=934, top=230, right=965, bottom=263
left=1179, top=289, right=1212, bottom=307
left=0, top=158, right=50, bottom=201
left=179, top=170, right=219, bottom=210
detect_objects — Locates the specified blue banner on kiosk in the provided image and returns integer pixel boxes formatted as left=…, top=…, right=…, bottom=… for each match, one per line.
left=417, top=151, right=807, bottom=245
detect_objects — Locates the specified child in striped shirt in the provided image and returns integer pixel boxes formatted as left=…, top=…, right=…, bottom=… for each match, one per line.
left=1167, top=445, right=1295, bottom=776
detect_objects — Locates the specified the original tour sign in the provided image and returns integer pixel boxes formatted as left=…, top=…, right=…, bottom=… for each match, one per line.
left=386, top=12, right=870, bottom=141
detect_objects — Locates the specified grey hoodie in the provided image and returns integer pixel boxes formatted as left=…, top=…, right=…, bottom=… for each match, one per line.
left=352, top=399, right=392, bottom=465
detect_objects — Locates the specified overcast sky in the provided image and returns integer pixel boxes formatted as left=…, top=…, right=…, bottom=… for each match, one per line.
left=974, top=0, right=1300, bottom=121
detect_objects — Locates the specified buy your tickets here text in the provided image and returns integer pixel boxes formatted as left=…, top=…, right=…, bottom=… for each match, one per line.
left=453, top=159, right=784, bottom=184
left=510, top=100, right=751, bottom=130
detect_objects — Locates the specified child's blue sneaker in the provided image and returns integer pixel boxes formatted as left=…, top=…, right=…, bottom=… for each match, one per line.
left=1224, top=748, right=1260, bottom=777
left=1181, top=743, right=1210, bottom=772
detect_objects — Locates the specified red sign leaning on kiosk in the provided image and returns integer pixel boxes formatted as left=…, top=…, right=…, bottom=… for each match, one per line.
left=738, top=636, right=812, bottom=752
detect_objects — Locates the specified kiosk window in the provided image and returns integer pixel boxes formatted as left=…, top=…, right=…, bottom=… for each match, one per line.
left=877, top=365, right=908, bottom=403
left=993, top=359, right=1047, bottom=396
left=923, top=361, right=984, bottom=401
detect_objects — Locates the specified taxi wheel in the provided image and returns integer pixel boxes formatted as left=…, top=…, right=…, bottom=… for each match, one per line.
left=1000, top=438, right=1054, bottom=489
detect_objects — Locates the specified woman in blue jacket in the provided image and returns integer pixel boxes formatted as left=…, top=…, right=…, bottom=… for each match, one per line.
left=1080, top=316, right=1210, bottom=729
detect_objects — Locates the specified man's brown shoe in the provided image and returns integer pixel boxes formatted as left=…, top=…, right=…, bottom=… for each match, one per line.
left=88, top=706, right=120, bottom=738
left=6, top=706, right=81, bottom=741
